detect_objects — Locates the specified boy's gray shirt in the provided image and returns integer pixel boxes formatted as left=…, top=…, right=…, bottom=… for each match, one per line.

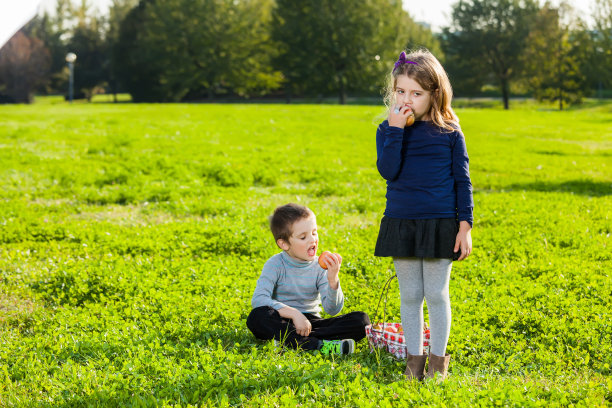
left=251, top=251, right=344, bottom=316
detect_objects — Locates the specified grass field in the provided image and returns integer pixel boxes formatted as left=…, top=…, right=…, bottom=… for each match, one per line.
left=0, top=99, right=610, bottom=406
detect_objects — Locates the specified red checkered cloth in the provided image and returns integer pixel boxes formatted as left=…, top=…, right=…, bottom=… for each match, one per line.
left=365, top=322, right=430, bottom=359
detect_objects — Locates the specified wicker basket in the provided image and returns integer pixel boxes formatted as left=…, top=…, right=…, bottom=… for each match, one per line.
left=365, top=322, right=430, bottom=359
left=366, top=274, right=431, bottom=359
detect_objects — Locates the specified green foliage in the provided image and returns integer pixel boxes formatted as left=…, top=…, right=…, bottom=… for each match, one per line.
left=115, top=0, right=282, bottom=102
left=442, top=0, right=540, bottom=108
left=22, top=13, right=67, bottom=95
left=0, top=101, right=611, bottom=406
left=584, top=0, right=612, bottom=93
left=401, top=12, right=443, bottom=58
left=271, top=0, right=438, bottom=103
left=68, top=23, right=109, bottom=101
left=521, top=4, right=587, bottom=109
left=21, top=0, right=109, bottom=99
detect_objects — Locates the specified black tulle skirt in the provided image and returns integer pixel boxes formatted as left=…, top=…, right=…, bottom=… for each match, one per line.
left=374, top=216, right=460, bottom=260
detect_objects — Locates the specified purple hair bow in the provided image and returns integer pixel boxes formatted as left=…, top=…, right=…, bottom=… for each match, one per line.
left=393, top=51, right=418, bottom=72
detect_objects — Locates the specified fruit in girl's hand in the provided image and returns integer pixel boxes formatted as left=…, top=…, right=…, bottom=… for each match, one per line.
left=318, top=251, right=332, bottom=269
left=405, top=110, right=415, bottom=126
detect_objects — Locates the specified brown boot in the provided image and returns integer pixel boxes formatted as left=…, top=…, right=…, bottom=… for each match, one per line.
left=426, top=353, right=450, bottom=380
left=404, top=353, right=427, bottom=380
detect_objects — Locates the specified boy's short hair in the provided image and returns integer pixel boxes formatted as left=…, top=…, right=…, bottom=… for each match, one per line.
left=270, top=203, right=314, bottom=243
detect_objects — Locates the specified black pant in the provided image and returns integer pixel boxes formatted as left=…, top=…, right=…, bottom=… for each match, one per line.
left=246, top=306, right=370, bottom=350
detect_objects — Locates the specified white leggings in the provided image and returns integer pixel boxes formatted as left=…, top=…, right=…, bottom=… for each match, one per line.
left=393, top=257, right=452, bottom=356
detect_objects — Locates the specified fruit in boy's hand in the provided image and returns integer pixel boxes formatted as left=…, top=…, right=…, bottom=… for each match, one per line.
left=318, top=251, right=332, bottom=269
left=405, top=109, right=415, bottom=126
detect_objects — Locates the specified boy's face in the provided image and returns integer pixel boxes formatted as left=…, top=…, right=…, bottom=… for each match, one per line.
left=277, top=215, right=319, bottom=262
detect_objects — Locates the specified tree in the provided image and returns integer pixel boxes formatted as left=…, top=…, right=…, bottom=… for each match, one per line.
left=22, top=0, right=75, bottom=94
left=0, top=31, right=51, bottom=103
left=22, top=0, right=111, bottom=98
left=522, top=2, right=586, bottom=109
left=272, top=0, right=433, bottom=103
left=67, top=24, right=108, bottom=101
left=107, top=0, right=138, bottom=101
left=62, top=1, right=109, bottom=101
left=587, top=0, right=612, bottom=95
left=402, top=14, right=443, bottom=57
left=385, top=5, right=444, bottom=95
left=115, top=0, right=282, bottom=102
left=443, top=0, right=539, bottom=109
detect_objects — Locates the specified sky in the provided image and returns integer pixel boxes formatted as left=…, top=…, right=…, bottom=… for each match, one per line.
left=34, top=0, right=601, bottom=32
left=403, top=0, right=597, bottom=31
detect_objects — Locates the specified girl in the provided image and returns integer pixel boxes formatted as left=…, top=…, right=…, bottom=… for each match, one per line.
left=374, top=49, right=473, bottom=381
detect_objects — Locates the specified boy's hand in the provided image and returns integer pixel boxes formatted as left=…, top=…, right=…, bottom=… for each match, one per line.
left=293, top=313, right=312, bottom=337
left=278, top=306, right=312, bottom=336
left=323, top=253, right=342, bottom=290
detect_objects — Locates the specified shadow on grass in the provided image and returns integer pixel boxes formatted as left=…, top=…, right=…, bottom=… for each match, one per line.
left=533, top=150, right=611, bottom=158
left=509, top=179, right=612, bottom=197
left=534, top=150, right=568, bottom=156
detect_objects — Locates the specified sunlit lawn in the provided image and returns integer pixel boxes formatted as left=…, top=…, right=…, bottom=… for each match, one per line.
left=0, top=98, right=610, bottom=406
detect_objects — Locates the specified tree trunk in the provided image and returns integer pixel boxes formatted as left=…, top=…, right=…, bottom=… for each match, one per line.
left=285, top=83, right=292, bottom=104
left=598, top=81, right=603, bottom=99
left=501, top=77, right=509, bottom=110
left=110, top=78, right=118, bottom=103
left=557, top=40, right=563, bottom=110
left=338, top=73, right=346, bottom=105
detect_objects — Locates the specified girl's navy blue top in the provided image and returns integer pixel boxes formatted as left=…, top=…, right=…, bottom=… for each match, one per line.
left=376, top=120, right=473, bottom=226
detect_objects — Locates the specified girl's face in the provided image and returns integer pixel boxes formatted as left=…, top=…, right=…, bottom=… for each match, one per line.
left=394, top=75, right=433, bottom=121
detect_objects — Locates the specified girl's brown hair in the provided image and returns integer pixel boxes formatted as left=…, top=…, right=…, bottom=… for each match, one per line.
left=383, top=49, right=459, bottom=132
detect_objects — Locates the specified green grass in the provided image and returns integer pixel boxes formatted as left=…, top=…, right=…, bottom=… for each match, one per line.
left=0, top=100, right=610, bottom=407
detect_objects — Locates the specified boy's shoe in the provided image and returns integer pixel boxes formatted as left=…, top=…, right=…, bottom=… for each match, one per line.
left=320, top=339, right=355, bottom=355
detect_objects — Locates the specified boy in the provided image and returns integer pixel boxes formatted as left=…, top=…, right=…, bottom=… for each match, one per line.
left=246, top=203, right=370, bottom=355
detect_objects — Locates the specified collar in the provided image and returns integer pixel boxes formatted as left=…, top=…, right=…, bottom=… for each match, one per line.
left=280, top=251, right=314, bottom=268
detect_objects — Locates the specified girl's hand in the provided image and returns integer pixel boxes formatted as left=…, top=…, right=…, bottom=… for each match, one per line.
left=388, top=105, right=412, bottom=128
left=454, top=221, right=472, bottom=261
left=323, top=253, right=342, bottom=290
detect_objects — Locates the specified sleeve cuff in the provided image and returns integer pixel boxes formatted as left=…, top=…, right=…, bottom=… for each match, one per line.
left=326, top=284, right=343, bottom=309
left=328, top=282, right=341, bottom=296
left=459, top=218, right=473, bottom=228
left=271, top=301, right=287, bottom=310
left=386, top=126, right=404, bottom=135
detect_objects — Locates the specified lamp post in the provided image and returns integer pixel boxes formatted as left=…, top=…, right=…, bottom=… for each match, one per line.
left=65, top=52, right=77, bottom=103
